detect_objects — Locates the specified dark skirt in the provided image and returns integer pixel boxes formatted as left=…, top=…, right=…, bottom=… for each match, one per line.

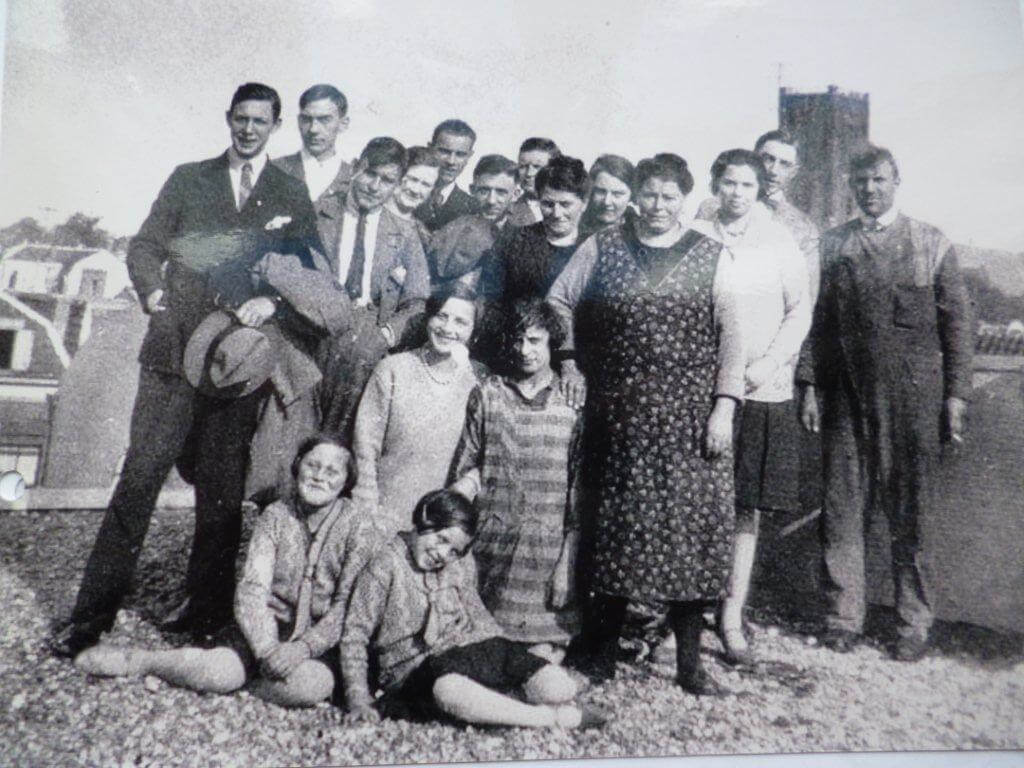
left=733, top=399, right=802, bottom=513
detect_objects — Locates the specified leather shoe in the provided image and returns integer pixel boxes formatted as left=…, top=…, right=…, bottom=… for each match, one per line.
left=821, top=628, right=859, bottom=653
left=893, top=634, right=929, bottom=662
left=51, top=624, right=99, bottom=660
left=678, top=668, right=730, bottom=697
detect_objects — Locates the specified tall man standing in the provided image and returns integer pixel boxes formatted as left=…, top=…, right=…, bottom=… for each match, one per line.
left=797, top=146, right=973, bottom=661
left=414, top=119, right=481, bottom=232
left=53, top=83, right=322, bottom=657
left=276, top=84, right=353, bottom=266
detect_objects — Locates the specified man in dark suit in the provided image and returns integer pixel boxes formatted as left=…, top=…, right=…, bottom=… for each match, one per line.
left=53, top=83, right=322, bottom=657
left=797, top=146, right=973, bottom=661
left=275, top=83, right=353, bottom=266
left=318, top=136, right=432, bottom=437
left=413, top=119, right=481, bottom=232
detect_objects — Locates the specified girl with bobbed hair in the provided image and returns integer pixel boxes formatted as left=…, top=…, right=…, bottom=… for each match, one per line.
left=340, top=489, right=607, bottom=729
left=74, top=435, right=383, bottom=708
left=580, top=154, right=636, bottom=239
left=353, top=282, right=486, bottom=535
left=548, top=151, right=745, bottom=696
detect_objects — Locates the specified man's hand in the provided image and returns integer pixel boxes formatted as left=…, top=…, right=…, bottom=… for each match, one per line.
left=744, top=356, right=778, bottom=392
left=344, top=704, right=381, bottom=725
left=800, top=385, right=820, bottom=434
left=259, top=641, right=310, bottom=680
left=704, top=397, right=736, bottom=459
left=234, top=296, right=276, bottom=328
left=145, top=289, right=167, bottom=314
left=559, top=359, right=587, bottom=410
left=945, top=396, right=967, bottom=444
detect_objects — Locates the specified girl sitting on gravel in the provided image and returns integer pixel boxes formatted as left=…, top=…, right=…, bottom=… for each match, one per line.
left=75, top=435, right=383, bottom=708
left=340, top=489, right=607, bottom=729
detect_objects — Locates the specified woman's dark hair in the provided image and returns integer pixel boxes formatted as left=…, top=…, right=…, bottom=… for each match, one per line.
left=504, top=297, right=567, bottom=354
left=412, top=489, right=478, bottom=537
left=635, top=153, right=693, bottom=195
left=589, top=154, right=636, bottom=196
left=290, top=433, right=356, bottom=496
left=406, top=145, right=442, bottom=170
left=535, top=155, right=590, bottom=200
left=425, top=283, right=480, bottom=337
left=710, top=148, right=769, bottom=199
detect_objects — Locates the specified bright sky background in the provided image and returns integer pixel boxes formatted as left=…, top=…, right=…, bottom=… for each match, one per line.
left=1, top=0, right=1023, bottom=250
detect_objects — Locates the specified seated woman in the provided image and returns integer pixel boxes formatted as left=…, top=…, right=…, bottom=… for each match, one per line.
left=386, top=145, right=442, bottom=247
left=352, top=283, right=485, bottom=535
left=74, top=436, right=382, bottom=708
left=340, top=489, right=606, bottom=729
left=449, top=298, right=582, bottom=660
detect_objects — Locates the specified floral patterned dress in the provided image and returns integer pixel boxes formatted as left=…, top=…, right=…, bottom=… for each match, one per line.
left=583, top=225, right=738, bottom=603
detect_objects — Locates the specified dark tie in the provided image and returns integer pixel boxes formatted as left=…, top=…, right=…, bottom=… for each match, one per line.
left=239, top=162, right=254, bottom=209
left=429, top=187, right=445, bottom=219
left=344, top=212, right=368, bottom=300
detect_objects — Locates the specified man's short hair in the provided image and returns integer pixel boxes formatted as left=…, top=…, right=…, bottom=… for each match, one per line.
left=229, top=82, right=282, bottom=121
left=473, top=154, right=517, bottom=180
left=299, top=84, right=348, bottom=117
left=407, top=145, right=442, bottom=169
left=589, top=154, right=636, bottom=194
left=710, top=148, right=769, bottom=198
left=536, top=155, right=590, bottom=200
left=359, top=137, right=408, bottom=172
left=849, top=144, right=900, bottom=181
left=519, top=137, right=561, bottom=158
left=754, top=129, right=799, bottom=153
left=431, top=119, right=477, bottom=145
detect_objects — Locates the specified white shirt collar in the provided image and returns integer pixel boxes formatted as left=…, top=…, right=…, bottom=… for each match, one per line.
left=300, top=145, right=338, bottom=166
left=859, top=205, right=900, bottom=230
left=546, top=229, right=579, bottom=248
left=227, top=147, right=268, bottom=178
left=300, top=146, right=344, bottom=201
left=435, top=181, right=457, bottom=205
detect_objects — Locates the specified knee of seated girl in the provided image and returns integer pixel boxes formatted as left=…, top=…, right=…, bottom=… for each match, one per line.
left=522, top=664, right=578, bottom=704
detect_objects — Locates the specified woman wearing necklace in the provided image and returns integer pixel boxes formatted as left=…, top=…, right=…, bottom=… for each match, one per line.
left=352, top=282, right=485, bottom=535
left=385, top=145, right=442, bottom=248
left=449, top=298, right=583, bottom=661
left=691, top=149, right=811, bottom=665
left=548, top=153, right=745, bottom=696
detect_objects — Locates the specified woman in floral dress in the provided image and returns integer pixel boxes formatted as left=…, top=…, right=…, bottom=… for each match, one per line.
left=548, top=153, right=745, bottom=696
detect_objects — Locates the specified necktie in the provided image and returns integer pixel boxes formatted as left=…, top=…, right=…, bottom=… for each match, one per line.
left=239, top=162, right=254, bottom=209
left=344, top=212, right=368, bottom=300
left=429, top=187, right=445, bottom=219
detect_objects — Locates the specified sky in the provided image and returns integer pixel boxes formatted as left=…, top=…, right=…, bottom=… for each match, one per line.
left=1, top=0, right=1023, bottom=251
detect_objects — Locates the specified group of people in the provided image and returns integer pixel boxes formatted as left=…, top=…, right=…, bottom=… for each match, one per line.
left=52, top=79, right=974, bottom=729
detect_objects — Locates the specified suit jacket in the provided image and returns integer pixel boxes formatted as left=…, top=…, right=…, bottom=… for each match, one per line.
left=274, top=152, right=353, bottom=268
left=414, top=184, right=481, bottom=232
left=427, top=213, right=504, bottom=290
left=127, top=151, right=322, bottom=376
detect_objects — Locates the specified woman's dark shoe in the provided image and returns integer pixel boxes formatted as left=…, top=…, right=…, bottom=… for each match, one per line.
left=678, top=668, right=730, bottom=697
left=50, top=624, right=100, bottom=660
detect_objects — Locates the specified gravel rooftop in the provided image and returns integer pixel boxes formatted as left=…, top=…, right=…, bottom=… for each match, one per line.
left=1, top=508, right=1022, bottom=767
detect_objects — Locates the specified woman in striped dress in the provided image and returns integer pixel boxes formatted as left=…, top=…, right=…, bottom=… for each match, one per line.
left=449, top=298, right=582, bottom=659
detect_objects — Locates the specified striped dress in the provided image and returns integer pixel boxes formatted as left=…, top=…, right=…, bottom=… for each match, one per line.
left=449, top=374, right=582, bottom=645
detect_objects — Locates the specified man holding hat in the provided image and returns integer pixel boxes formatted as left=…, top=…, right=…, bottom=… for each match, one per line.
left=53, top=82, right=322, bottom=658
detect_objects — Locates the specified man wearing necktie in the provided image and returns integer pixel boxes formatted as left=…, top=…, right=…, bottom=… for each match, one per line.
left=413, top=119, right=482, bottom=232
left=318, top=137, right=431, bottom=438
left=53, top=83, right=322, bottom=658
left=796, top=146, right=973, bottom=662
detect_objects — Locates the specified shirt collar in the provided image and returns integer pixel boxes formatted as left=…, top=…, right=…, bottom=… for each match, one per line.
left=435, top=181, right=457, bottom=205
left=546, top=229, right=579, bottom=248
left=859, top=205, right=900, bottom=231
left=502, top=370, right=557, bottom=404
left=301, top=146, right=339, bottom=167
left=227, top=147, right=268, bottom=177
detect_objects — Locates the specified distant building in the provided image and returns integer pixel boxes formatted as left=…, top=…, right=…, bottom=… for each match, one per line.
left=0, top=291, right=72, bottom=486
left=0, top=243, right=132, bottom=300
left=779, top=85, right=870, bottom=231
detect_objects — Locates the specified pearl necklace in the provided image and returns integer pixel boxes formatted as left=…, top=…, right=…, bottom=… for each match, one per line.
left=418, top=348, right=461, bottom=386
